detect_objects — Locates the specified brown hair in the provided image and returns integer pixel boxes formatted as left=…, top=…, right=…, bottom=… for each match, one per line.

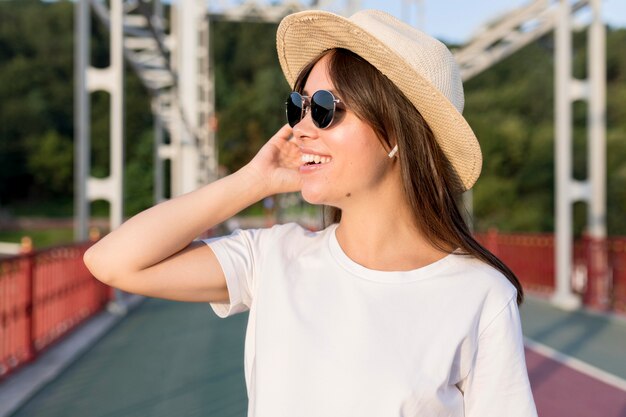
left=294, top=48, right=524, bottom=305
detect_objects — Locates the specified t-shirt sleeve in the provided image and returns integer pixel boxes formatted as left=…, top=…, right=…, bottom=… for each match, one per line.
left=201, top=228, right=262, bottom=318
left=457, top=295, right=538, bottom=417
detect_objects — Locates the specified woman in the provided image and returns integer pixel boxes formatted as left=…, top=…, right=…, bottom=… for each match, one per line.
left=84, top=9, right=538, bottom=417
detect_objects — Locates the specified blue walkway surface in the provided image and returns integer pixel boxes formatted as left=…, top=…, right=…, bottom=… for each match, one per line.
left=520, top=296, right=626, bottom=381
left=9, top=299, right=249, bottom=417
left=5, top=293, right=626, bottom=417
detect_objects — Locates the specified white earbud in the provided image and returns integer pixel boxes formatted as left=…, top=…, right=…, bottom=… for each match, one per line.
left=388, top=144, right=398, bottom=159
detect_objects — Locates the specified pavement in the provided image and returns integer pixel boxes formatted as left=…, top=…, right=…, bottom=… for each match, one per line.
left=1, top=293, right=625, bottom=417
left=520, top=296, right=626, bottom=417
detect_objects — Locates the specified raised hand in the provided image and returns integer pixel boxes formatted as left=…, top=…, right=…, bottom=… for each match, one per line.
left=244, top=124, right=303, bottom=196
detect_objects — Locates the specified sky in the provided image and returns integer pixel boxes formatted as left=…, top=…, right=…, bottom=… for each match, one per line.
left=92, top=0, right=626, bottom=45
left=362, top=0, right=626, bottom=44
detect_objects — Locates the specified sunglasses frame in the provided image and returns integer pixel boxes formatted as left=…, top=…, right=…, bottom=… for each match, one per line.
left=285, top=90, right=342, bottom=129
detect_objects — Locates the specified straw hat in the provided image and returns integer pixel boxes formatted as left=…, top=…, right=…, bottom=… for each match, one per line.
left=276, top=9, right=482, bottom=192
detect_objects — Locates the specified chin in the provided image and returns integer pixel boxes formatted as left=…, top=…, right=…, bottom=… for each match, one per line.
left=300, top=188, right=325, bottom=205
left=300, top=183, right=334, bottom=206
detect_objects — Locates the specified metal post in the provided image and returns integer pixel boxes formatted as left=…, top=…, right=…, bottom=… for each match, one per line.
left=77, top=0, right=126, bottom=313
left=108, top=0, right=126, bottom=314
left=176, top=0, right=201, bottom=195
left=199, top=9, right=218, bottom=185
left=110, top=0, right=125, bottom=230
left=154, top=99, right=165, bottom=203
left=207, top=14, right=218, bottom=183
left=552, top=0, right=581, bottom=310
left=154, top=0, right=163, bottom=19
left=152, top=0, right=166, bottom=204
left=74, top=0, right=90, bottom=241
left=169, top=3, right=182, bottom=197
left=586, top=0, right=609, bottom=309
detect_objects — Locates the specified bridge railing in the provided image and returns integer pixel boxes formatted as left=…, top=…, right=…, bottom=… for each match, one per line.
left=605, top=237, right=626, bottom=313
left=0, top=242, right=112, bottom=381
left=476, top=229, right=626, bottom=314
left=476, top=230, right=556, bottom=295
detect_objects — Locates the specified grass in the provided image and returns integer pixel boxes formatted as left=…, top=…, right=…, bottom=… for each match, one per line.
left=0, top=228, right=75, bottom=249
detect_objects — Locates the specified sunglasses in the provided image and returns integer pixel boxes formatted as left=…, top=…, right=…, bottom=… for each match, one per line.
left=285, top=90, right=342, bottom=129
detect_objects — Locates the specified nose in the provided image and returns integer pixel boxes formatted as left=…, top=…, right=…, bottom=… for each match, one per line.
left=292, top=106, right=318, bottom=141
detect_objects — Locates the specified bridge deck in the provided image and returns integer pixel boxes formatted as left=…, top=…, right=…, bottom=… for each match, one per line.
left=6, top=295, right=626, bottom=417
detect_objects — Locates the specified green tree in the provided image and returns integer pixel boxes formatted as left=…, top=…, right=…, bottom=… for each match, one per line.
left=212, top=21, right=290, bottom=172
left=26, top=130, right=73, bottom=195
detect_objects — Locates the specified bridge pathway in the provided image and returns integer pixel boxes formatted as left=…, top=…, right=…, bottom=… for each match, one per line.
left=6, top=295, right=626, bottom=417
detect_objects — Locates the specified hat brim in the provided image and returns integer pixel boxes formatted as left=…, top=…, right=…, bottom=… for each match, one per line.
left=276, top=10, right=482, bottom=192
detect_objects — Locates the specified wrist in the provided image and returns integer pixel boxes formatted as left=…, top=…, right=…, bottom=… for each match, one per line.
left=236, top=164, right=272, bottom=201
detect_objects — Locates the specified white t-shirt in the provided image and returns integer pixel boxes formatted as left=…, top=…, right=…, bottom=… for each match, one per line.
left=203, top=222, right=538, bottom=417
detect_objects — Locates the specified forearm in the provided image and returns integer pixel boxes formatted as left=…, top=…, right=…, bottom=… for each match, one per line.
left=84, top=165, right=267, bottom=282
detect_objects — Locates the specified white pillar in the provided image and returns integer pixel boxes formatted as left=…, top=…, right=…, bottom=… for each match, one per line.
left=588, top=0, right=606, bottom=239
left=552, top=0, right=581, bottom=310
left=586, top=0, right=609, bottom=308
left=74, top=0, right=90, bottom=241
left=109, top=0, right=124, bottom=230
left=75, top=0, right=124, bottom=237
left=176, top=0, right=201, bottom=195
left=153, top=98, right=165, bottom=203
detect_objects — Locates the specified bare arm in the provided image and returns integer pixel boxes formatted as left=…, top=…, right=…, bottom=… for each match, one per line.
left=83, top=125, right=301, bottom=303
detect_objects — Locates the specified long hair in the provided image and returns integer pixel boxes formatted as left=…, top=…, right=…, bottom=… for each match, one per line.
left=294, top=48, right=524, bottom=305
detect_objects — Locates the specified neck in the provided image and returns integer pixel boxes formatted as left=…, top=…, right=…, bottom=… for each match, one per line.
left=334, top=184, right=451, bottom=271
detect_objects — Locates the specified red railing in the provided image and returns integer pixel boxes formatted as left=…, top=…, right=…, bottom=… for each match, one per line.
left=476, top=229, right=626, bottom=314
left=477, top=230, right=556, bottom=295
left=608, top=237, right=626, bottom=314
left=0, top=242, right=113, bottom=381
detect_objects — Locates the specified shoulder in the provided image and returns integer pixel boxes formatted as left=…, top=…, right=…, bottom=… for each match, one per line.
left=452, top=254, right=517, bottom=298
left=262, top=222, right=334, bottom=254
left=211, top=222, right=333, bottom=253
left=246, top=221, right=329, bottom=242
left=448, top=253, right=519, bottom=331
left=263, top=221, right=321, bottom=238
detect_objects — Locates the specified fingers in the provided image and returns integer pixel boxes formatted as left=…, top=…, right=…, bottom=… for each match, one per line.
left=269, top=124, right=301, bottom=155
left=272, top=124, right=293, bottom=142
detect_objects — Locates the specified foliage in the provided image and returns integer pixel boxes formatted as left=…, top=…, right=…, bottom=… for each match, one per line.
left=212, top=20, right=290, bottom=172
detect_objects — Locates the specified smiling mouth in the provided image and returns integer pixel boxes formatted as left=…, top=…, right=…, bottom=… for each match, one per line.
left=301, top=153, right=332, bottom=166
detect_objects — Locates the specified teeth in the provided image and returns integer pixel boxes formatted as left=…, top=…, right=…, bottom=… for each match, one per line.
left=301, top=153, right=332, bottom=165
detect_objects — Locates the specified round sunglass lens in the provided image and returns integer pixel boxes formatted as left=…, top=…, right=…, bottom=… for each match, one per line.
left=286, top=92, right=304, bottom=127
left=311, top=90, right=336, bottom=128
